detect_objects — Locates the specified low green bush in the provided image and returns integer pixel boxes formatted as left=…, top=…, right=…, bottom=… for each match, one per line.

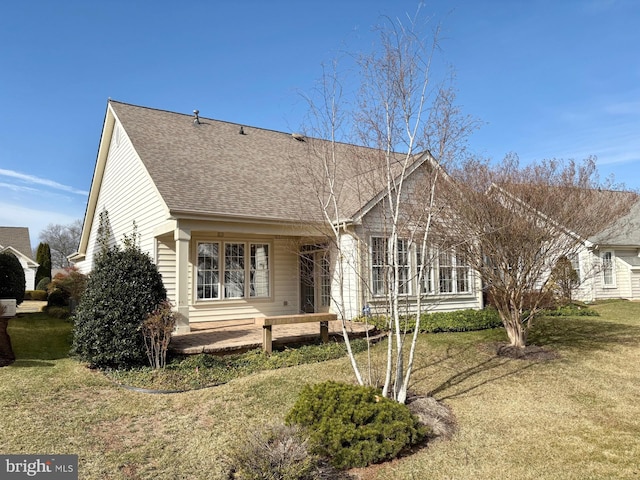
left=35, top=277, right=50, bottom=291
left=286, top=381, right=428, bottom=469
left=362, top=308, right=502, bottom=334
left=540, top=304, right=599, bottom=317
left=25, top=290, right=48, bottom=301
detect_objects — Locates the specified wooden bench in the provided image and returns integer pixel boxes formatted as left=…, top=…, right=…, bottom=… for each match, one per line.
left=254, top=313, right=338, bottom=353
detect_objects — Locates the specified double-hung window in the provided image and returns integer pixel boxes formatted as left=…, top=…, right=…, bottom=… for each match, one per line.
left=438, top=250, right=470, bottom=294
left=371, top=237, right=410, bottom=296
left=602, top=251, right=615, bottom=286
left=416, top=247, right=433, bottom=294
left=197, top=241, right=270, bottom=300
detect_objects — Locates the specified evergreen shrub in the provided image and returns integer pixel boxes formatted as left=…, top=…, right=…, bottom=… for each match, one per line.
left=71, top=243, right=167, bottom=369
left=286, top=381, right=427, bottom=469
left=35, top=277, right=50, bottom=291
left=363, top=308, right=502, bottom=334
left=0, top=252, right=25, bottom=305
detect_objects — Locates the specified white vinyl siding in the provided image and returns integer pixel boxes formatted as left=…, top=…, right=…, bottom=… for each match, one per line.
left=81, top=119, right=168, bottom=272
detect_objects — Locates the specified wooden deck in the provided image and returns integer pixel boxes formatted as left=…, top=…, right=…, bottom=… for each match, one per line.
left=170, top=318, right=375, bottom=355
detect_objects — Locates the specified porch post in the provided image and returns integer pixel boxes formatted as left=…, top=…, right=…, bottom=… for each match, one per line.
left=174, top=227, right=191, bottom=333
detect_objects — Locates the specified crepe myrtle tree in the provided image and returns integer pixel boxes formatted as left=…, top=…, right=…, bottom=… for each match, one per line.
left=293, top=9, right=477, bottom=403
left=437, top=154, right=635, bottom=351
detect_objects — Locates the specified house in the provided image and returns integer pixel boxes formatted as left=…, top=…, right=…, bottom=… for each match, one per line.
left=0, top=227, right=38, bottom=291
left=70, top=100, right=483, bottom=332
left=572, top=197, right=640, bottom=302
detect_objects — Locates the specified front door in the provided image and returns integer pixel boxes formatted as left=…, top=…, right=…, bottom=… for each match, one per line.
left=299, top=246, right=331, bottom=314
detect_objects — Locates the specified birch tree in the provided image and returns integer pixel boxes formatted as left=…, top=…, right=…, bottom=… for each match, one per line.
left=296, top=10, right=477, bottom=403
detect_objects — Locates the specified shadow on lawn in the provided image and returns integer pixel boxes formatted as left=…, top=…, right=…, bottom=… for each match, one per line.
left=529, top=316, right=640, bottom=351
left=422, top=315, right=640, bottom=401
left=9, top=360, right=57, bottom=368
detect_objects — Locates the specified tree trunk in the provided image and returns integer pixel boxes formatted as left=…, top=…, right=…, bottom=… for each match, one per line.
left=0, top=319, right=15, bottom=367
left=503, top=311, right=526, bottom=349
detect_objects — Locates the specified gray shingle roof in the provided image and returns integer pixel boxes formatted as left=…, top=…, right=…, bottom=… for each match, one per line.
left=589, top=197, right=640, bottom=246
left=109, top=101, right=415, bottom=224
left=0, top=227, right=33, bottom=260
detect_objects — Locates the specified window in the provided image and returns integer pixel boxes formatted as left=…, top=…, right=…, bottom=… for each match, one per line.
left=371, top=237, right=410, bottom=296
left=371, top=237, right=387, bottom=296
left=197, top=241, right=270, bottom=300
left=602, top=251, right=614, bottom=286
left=197, top=243, right=219, bottom=300
left=320, top=252, right=331, bottom=307
left=416, top=247, right=433, bottom=294
left=438, top=250, right=470, bottom=295
left=438, top=251, right=453, bottom=293
left=225, top=243, right=245, bottom=298
left=250, top=244, right=270, bottom=297
left=568, top=252, right=581, bottom=283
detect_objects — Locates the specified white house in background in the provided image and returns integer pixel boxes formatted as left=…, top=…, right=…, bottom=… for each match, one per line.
left=0, top=227, right=38, bottom=290
left=572, top=198, right=640, bottom=302
left=70, top=100, right=483, bottom=332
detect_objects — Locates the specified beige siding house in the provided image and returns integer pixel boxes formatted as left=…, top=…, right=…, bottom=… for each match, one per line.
left=71, top=100, right=483, bottom=332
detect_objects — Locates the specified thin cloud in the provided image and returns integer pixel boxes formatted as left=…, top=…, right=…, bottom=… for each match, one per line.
left=0, top=168, right=88, bottom=196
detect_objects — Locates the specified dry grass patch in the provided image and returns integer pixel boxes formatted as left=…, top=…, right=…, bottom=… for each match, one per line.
left=1, top=302, right=640, bottom=478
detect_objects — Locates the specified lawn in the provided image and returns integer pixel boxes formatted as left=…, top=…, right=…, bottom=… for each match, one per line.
left=1, top=301, right=639, bottom=479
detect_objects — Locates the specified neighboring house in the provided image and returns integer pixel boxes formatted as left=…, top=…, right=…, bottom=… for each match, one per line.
left=490, top=183, right=640, bottom=303
left=573, top=198, right=640, bottom=302
left=70, top=100, right=483, bottom=332
left=0, top=227, right=39, bottom=291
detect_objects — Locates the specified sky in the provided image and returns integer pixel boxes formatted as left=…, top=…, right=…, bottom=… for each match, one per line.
left=1, top=0, right=639, bottom=249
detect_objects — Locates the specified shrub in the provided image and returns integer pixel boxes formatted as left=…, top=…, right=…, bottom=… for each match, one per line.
left=225, top=423, right=322, bottom=480
left=142, top=300, right=176, bottom=369
left=34, top=242, right=52, bottom=288
left=363, top=308, right=502, bottom=334
left=35, top=277, right=50, bottom=292
left=71, top=241, right=167, bottom=369
left=286, top=381, right=428, bottom=469
left=0, top=252, right=25, bottom=305
left=48, top=267, right=87, bottom=312
left=25, top=290, right=48, bottom=301
left=47, top=288, right=68, bottom=307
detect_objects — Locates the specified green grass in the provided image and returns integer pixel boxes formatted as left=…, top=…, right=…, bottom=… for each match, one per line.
left=1, top=301, right=639, bottom=479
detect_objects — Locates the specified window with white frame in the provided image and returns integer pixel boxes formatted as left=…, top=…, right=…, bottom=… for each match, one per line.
left=602, top=251, right=615, bottom=286
left=371, top=237, right=410, bottom=296
left=371, top=237, right=387, bottom=296
left=416, top=247, right=433, bottom=294
left=197, top=241, right=270, bottom=300
left=438, top=250, right=470, bottom=295
left=568, top=252, right=581, bottom=283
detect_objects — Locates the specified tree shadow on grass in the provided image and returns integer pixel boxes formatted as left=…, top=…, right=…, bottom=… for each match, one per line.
left=8, top=359, right=56, bottom=368
left=528, top=316, right=640, bottom=352
left=426, top=349, right=536, bottom=401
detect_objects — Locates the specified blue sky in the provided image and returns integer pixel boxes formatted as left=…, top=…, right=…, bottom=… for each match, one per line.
left=1, top=0, right=639, bottom=248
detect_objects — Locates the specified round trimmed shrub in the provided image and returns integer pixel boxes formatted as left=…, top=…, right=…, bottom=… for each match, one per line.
left=286, top=381, right=428, bottom=469
left=0, top=252, right=25, bottom=305
left=35, top=277, right=51, bottom=291
left=71, top=244, right=167, bottom=369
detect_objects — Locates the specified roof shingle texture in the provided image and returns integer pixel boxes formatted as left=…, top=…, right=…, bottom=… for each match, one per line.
left=0, top=227, right=33, bottom=260
left=110, top=101, right=397, bottom=224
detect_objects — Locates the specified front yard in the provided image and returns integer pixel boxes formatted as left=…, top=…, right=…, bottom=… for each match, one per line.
left=1, top=301, right=639, bottom=479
